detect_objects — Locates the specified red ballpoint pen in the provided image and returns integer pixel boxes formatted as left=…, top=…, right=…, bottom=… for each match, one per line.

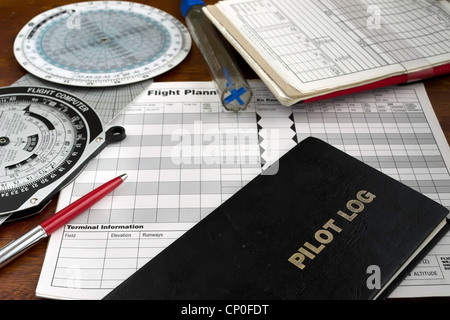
left=0, top=173, right=127, bottom=268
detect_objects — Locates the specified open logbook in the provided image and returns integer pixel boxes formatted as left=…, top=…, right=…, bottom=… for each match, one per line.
left=204, top=0, right=450, bottom=105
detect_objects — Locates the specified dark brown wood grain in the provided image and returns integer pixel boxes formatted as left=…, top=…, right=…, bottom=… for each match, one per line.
left=0, top=0, right=448, bottom=300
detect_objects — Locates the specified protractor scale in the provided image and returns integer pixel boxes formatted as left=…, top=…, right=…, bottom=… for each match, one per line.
left=14, top=1, right=191, bottom=87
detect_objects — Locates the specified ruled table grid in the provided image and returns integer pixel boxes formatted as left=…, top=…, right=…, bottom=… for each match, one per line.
left=230, top=0, right=391, bottom=83
left=293, top=87, right=450, bottom=207
left=229, top=0, right=450, bottom=83
left=43, top=82, right=450, bottom=296
left=324, top=0, right=450, bottom=64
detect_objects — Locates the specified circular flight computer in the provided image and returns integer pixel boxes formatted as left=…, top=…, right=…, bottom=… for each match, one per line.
left=13, top=1, right=192, bottom=86
left=0, top=86, right=126, bottom=220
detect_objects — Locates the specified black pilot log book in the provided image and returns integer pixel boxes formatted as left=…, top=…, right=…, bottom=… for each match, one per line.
left=104, top=137, right=449, bottom=300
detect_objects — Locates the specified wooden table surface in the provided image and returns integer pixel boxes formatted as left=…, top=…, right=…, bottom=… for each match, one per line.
left=0, top=0, right=449, bottom=300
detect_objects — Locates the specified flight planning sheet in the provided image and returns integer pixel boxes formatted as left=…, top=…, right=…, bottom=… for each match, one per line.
left=36, top=81, right=450, bottom=299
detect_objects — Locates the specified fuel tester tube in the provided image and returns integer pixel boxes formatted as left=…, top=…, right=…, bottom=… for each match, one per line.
left=181, top=0, right=253, bottom=112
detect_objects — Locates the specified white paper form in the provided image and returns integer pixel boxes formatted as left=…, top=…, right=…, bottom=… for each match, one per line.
left=36, top=81, right=450, bottom=299
left=212, top=0, right=450, bottom=92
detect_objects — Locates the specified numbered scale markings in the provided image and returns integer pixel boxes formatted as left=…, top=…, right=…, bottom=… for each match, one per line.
left=14, top=1, right=192, bottom=86
left=0, top=86, right=126, bottom=220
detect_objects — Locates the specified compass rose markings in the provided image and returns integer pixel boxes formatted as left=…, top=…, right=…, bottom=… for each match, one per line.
left=14, top=2, right=191, bottom=86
